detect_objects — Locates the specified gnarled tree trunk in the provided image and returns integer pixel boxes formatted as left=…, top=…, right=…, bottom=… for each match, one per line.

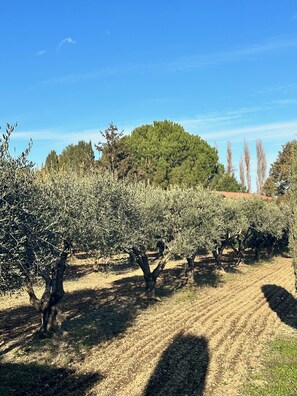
left=293, top=257, right=297, bottom=292
left=184, top=255, right=196, bottom=284
left=26, top=245, right=69, bottom=337
left=253, top=238, right=262, bottom=261
left=266, top=236, right=275, bottom=258
left=156, top=240, right=165, bottom=258
left=230, top=236, right=244, bottom=266
left=125, top=248, right=137, bottom=266
left=132, top=246, right=168, bottom=299
left=212, top=242, right=226, bottom=269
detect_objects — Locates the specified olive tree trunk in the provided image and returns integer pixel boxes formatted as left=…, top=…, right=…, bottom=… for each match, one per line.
left=212, top=241, right=227, bottom=269
left=25, top=247, right=68, bottom=337
left=156, top=240, right=165, bottom=258
left=230, top=236, right=244, bottom=266
left=132, top=247, right=168, bottom=299
left=125, top=248, right=137, bottom=266
left=184, top=254, right=196, bottom=284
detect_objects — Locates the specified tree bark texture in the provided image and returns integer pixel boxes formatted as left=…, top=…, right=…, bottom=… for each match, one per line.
left=156, top=240, right=165, bottom=258
left=230, top=236, right=244, bottom=266
left=184, top=255, right=195, bottom=284
left=132, top=246, right=168, bottom=299
left=25, top=245, right=69, bottom=336
left=294, top=257, right=297, bottom=292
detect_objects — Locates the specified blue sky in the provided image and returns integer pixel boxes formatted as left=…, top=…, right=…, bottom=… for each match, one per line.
left=1, top=0, right=297, bottom=190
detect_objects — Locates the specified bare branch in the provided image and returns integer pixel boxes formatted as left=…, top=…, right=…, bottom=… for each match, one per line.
left=239, top=156, right=246, bottom=188
left=244, top=140, right=251, bottom=193
left=227, top=141, right=233, bottom=175
left=256, top=139, right=267, bottom=194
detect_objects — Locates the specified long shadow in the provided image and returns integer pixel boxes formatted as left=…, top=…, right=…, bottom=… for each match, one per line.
left=0, top=362, right=102, bottom=396
left=62, top=268, right=184, bottom=348
left=144, top=334, right=209, bottom=396
left=0, top=305, right=39, bottom=356
left=0, top=270, right=173, bottom=356
left=193, top=256, right=239, bottom=288
left=196, top=253, right=243, bottom=271
left=194, top=260, right=223, bottom=287
left=65, top=257, right=138, bottom=281
left=64, top=263, right=95, bottom=281
left=0, top=263, right=224, bottom=358
left=243, top=250, right=269, bottom=266
left=262, top=285, right=297, bottom=329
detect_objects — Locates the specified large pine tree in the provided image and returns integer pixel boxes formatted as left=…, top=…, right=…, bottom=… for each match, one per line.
left=99, top=120, right=235, bottom=189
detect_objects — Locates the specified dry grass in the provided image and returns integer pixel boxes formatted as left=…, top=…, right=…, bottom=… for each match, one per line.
left=0, top=254, right=296, bottom=395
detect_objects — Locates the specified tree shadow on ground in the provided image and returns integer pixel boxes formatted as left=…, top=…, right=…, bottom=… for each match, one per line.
left=198, top=253, right=244, bottom=271
left=0, top=305, right=39, bottom=356
left=65, top=257, right=136, bottom=281
left=64, top=263, right=95, bottom=281
left=0, top=261, right=227, bottom=359
left=0, top=361, right=102, bottom=396
left=241, top=249, right=281, bottom=266
left=193, top=255, right=242, bottom=288
left=262, top=284, right=297, bottom=329
left=62, top=267, right=185, bottom=348
left=194, top=259, right=224, bottom=288
left=67, top=250, right=183, bottom=281
left=144, top=333, right=209, bottom=396
left=0, top=269, right=173, bottom=357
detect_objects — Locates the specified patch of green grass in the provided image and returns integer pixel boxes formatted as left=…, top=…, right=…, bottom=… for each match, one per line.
left=243, top=336, right=297, bottom=396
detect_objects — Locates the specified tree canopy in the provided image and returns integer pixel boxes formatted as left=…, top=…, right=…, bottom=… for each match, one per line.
left=263, top=140, right=297, bottom=198
left=208, top=165, right=244, bottom=192
left=98, top=120, right=243, bottom=190
left=43, top=141, right=95, bottom=174
left=1, top=122, right=290, bottom=323
left=0, top=125, right=62, bottom=295
left=95, top=122, right=127, bottom=174
left=125, top=120, right=219, bottom=188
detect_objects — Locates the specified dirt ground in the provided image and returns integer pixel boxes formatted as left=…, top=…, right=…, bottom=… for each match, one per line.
left=0, top=255, right=296, bottom=395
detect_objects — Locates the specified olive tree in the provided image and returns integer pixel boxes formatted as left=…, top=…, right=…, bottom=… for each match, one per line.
left=160, top=188, right=223, bottom=283
left=211, top=198, right=249, bottom=266
left=66, top=173, right=162, bottom=299
left=130, top=184, right=175, bottom=298
left=241, top=198, right=287, bottom=261
left=288, top=146, right=297, bottom=291
left=0, top=125, right=70, bottom=336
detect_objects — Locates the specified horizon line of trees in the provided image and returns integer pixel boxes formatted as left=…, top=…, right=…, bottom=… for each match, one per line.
left=1, top=123, right=294, bottom=340
left=43, top=121, right=245, bottom=193
left=43, top=119, right=295, bottom=198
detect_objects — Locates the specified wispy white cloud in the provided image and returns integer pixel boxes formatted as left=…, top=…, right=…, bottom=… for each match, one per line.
left=176, top=106, right=270, bottom=133
left=12, top=117, right=297, bottom=149
left=36, top=49, right=47, bottom=56
left=41, top=34, right=297, bottom=84
left=10, top=124, right=135, bottom=146
left=11, top=128, right=98, bottom=144
left=41, top=67, right=122, bottom=85
left=198, top=119, right=297, bottom=143
left=256, top=83, right=297, bottom=95
left=150, top=34, right=297, bottom=73
left=273, top=98, right=297, bottom=105
left=56, top=37, right=76, bottom=53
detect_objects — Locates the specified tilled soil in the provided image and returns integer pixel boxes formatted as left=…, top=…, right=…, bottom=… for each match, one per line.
left=78, top=258, right=296, bottom=395
left=1, top=257, right=296, bottom=396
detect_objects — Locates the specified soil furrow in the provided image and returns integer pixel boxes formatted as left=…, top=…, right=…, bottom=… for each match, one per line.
left=89, top=262, right=292, bottom=391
